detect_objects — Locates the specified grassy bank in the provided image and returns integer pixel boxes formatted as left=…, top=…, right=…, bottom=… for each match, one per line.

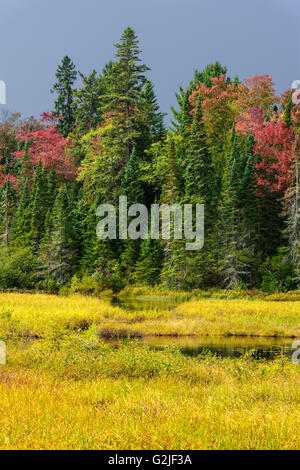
left=0, top=335, right=299, bottom=450
left=0, top=292, right=300, bottom=339
left=0, top=292, right=300, bottom=449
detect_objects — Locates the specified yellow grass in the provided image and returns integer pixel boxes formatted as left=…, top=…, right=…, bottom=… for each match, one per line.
left=0, top=292, right=299, bottom=449
left=0, top=292, right=300, bottom=338
left=0, top=339, right=299, bottom=449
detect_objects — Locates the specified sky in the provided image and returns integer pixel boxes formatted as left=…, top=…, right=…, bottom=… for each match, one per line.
left=0, top=0, right=299, bottom=124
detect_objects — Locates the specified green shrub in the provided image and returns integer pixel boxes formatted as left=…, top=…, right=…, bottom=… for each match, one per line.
left=0, top=248, right=40, bottom=290
left=260, top=248, right=297, bottom=293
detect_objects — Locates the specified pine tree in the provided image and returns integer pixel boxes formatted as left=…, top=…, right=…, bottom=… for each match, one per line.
left=12, top=179, right=31, bottom=247
left=220, top=134, right=258, bottom=288
left=19, top=142, right=33, bottom=188
left=137, top=80, right=165, bottom=154
left=121, top=147, right=144, bottom=205
left=0, top=177, right=14, bottom=247
left=40, top=188, right=75, bottom=284
left=184, top=96, right=213, bottom=205
left=30, top=160, right=49, bottom=252
left=133, top=237, right=163, bottom=285
left=51, top=56, right=77, bottom=137
left=73, top=70, right=105, bottom=134
left=163, top=137, right=181, bottom=204
left=103, top=27, right=149, bottom=160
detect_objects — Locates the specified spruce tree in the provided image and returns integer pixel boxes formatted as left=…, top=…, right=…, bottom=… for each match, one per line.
left=13, top=179, right=31, bottom=247
left=121, top=147, right=144, bottom=205
left=51, top=56, right=77, bottom=136
left=184, top=95, right=213, bottom=206
left=163, top=137, right=181, bottom=204
left=0, top=177, right=14, bottom=247
left=41, top=188, right=75, bottom=284
left=73, top=70, right=105, bottom=134
left=103, top=27, right=149, bottom=160
left=30, top=160, right=48, bottom=252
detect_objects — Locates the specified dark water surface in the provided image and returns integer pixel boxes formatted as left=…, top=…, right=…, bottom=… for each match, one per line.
left=111, top=295, right=297, bottom=360
left=142, top=335, right=295, bottom=359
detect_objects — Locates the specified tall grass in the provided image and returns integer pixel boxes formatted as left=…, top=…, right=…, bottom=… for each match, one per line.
left=0, top=335, right=299, bottom=449
left=0, top=292, right=299, bottom=338
left=0, top=292, right=299, bottom=449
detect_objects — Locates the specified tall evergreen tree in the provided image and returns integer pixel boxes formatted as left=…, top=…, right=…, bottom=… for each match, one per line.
left=73, top=70, right=105, bottom=134
left=13, top=179, right=31, bottom=247
left=51, top=56, right=77, bottom=137
left=40, top=188, right=75, bottom=284
left=163, top=137, right=181, bottom=204
left=103, top=27, right=149, bottom=160
left=0, top=177, right=14, bottom=247
left=140, top=80, right=165, bottom=144
left=184, top=96, right=213, bottom=205
left=121, top=147, right=144, bottom=205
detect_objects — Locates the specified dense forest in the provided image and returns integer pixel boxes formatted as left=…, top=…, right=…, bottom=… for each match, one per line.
left=0, top=27, right=299, bottom=293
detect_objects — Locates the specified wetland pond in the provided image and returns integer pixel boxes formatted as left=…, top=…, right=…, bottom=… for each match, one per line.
left=111, top=295, right=297, bottom=360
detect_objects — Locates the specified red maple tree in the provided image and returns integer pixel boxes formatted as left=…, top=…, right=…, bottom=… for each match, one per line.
left=14, top=112, right=76, bottom=180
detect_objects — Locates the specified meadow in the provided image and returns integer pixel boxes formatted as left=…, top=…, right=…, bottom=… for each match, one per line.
left=0, top=292, right=300, bottom=339
left=0, top=292, right=300, bottom=450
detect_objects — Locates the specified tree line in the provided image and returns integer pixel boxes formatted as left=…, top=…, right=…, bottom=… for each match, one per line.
left=0, top=27, right=299, bottom=292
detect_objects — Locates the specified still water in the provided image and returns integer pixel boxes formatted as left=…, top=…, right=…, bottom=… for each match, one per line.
left=111, top=295, right=297, bottom=360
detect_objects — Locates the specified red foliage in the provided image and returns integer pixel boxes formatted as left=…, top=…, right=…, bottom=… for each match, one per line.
left=235, top=106, right=265, bottom=134
left=254, top=119, right=294, bottom=193
left=189, top=74, right=238, bottom=145
left=235, top=75, right=279, bottom=114
left=14, top=113, right=76, bottom=179
left=234, top=76, right=294, bottom=194
left=0, top=173, right=17, bottom=186
left=237, top=111, right=295, bottom=193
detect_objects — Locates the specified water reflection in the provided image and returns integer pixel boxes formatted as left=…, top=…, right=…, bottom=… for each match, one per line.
left=111, top=295, right=297, bottom=360
left=142, top=335, right=294, bottom=359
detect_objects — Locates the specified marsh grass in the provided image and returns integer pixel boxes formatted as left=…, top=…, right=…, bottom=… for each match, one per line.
left=1, top=333, right=300, bottom=449
left=0, top=292, right=299, bottom=339
left=0, top=291, right=300, bottom=449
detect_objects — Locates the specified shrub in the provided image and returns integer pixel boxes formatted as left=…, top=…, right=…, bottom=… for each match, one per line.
left=0, top=248, right=40, bottom=290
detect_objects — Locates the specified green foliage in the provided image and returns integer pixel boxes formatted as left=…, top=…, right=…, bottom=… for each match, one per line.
left=0, top=29, right=297, bottom=294
left=261, top=248, right=297, bottom=293
left=51, top=55, right=77, bottom=136
left=121, top=148, right=144, bottom=205
left=0, top=247, right=40, bottom=289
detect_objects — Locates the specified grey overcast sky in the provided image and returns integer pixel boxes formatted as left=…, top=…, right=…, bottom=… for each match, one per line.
left=0, top=0, right=299, bottom=124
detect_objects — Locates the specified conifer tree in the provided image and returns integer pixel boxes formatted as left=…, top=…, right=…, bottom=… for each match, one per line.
left=0, top=177, right=14, bottom=247
left=163, top=137, right=181, bottom=204
left=51, top=56, right=77, bottom=137
left=30, top=160, right=48, bottom=252
left=103, top=27, right=149, bottom=160
left=19, top=142, right=33, bottom=188
left=41, top=188, right=75, bottom=284
left=221, top=134, right=258, bottom=287
left=133, top=237, right=163, bottom=285
left=73, top=70, right=105, bottom=134
left=121, top=147, right=144, bottom=205
left=13, top=179, right=31, bottom=247
left=184, top=96, right=213, bottom=206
